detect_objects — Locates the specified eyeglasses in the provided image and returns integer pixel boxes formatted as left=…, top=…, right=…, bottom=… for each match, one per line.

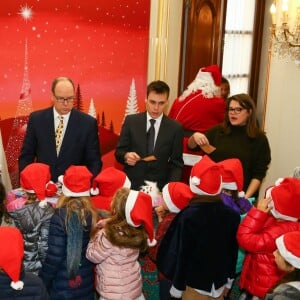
left=227, top=107, right=245, bottom=114
left=54, top=95, right=75, bottom=103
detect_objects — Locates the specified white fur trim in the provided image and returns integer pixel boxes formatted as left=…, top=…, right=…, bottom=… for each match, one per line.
left=123, top=176, right=131, bottom=188
left=39, top=200, right=47, bottom=208
left=222, top=182, right=238, bottom=190
left=190, top=176, right=222, bottom=196
left=10, top=281, right=24, bottom=290
left=90, top=187, right=99, bottom=195
left=58, top=175, right=64, bottom=184
left=61, top=184, right=90, bottom=197
left=125, top=190, right=139, bottom=227
left=275, top=178, right=284, bottom=186
left=147, top=238, right=157, bottom=247
left=269, top=200, right=298, bottom=222
left=162, top=185, right=180, bottom=213
left=191, top=176, right=200, bottom=185
left=265, top=186, right=273, bottom=198
left=170, top=285, right=183, bottom=298
left=276, top=235, right=300, bottom=268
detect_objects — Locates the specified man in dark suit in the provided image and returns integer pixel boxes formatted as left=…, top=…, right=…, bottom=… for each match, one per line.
left=115, top=80, right=184, bottom=191
left=19, top=77, right=102, bottom=182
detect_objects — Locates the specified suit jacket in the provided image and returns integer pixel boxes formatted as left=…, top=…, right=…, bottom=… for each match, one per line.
left=115, top=112, right=184, bottom=190
left=19, top=107, right=102, bottom=182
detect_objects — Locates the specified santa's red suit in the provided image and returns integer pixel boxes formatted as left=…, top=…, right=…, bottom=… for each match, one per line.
left=168, top=64, right=226, bottom=182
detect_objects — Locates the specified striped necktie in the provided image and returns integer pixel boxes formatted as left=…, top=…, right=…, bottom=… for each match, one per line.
left=55, top=115, right=64, bottom=154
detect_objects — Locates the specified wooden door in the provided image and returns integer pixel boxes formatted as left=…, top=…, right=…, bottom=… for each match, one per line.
left=179, top=0, right=226, bottom=93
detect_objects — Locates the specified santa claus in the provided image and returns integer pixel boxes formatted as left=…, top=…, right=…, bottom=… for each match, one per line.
left=168, top=64, right=226, bottom=182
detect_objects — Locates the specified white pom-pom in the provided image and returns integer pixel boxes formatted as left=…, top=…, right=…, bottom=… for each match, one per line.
left=39, top=200, right=47, bottom=208
left=238, top=191, right=245, bottom=198
left=58, top=175, right=64, bottom=184
left=275, top=178, right=284, bottom=186
left=147, top=238, right=157, bottom=247
left=11, top=281, right=24, bottom=290
left=90, top=187, right=99, bottom=196
left=191, top=176, right=200, bottom=185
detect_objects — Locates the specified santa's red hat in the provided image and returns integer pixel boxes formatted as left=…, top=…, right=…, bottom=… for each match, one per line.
left=162, top=182, right=194, bottom=213
left=125, top=190, right=156, bottom=247
left=267, top=177, right=300, bottom=221
left=218, top=158, right=245, bottom=197
left=201, top=64, right=222, bottom=86
left=20, top=163, right=57, bottom=207
left=59, top=165, right=92, bottom=197
left=276, top=231, right=300, bottom=269
left=0, top=227, right=24, bottom=290
left=90, top=167, right=131, bottom=210
left=189, top=155, right=222, bottom=195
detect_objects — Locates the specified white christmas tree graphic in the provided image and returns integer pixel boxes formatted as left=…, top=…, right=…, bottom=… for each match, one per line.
left=125, top=78, right=139, bottom=115
left=88, top=98, right=97, bottom=119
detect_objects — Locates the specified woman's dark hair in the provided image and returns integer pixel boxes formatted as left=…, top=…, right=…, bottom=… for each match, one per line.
left=268, top=268, right=300, bottom=293
left=105, top=188, right=148, bottom=253
left=222, top=93, right=263, bottom=138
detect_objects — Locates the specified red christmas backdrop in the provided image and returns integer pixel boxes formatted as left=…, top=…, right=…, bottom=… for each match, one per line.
left=0, top=0, right=150, bottom=187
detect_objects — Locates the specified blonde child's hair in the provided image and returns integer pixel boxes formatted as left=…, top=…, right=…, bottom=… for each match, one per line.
left=104, top=187, right=148, bottom=253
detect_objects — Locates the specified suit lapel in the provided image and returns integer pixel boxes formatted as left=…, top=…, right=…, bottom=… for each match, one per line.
left=45, top=108, right=57, bottom=154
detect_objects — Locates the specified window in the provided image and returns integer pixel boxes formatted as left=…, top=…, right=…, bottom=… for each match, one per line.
left=222, top=0, right=256, bottom=96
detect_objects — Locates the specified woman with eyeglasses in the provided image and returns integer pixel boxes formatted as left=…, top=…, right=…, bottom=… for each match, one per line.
left=188, top=93, right=271, bottom=199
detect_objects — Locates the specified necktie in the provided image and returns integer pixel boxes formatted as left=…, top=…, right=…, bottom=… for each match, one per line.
left=55, top=115, right=64, bottom=154
left=147, top=119, right=156, bottom=155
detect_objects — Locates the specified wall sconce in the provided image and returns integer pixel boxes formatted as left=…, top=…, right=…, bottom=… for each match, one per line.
left=270, top=0, right=300, bottom=63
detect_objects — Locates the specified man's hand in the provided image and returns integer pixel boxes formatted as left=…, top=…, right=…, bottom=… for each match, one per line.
left=125, top=152, right=141, bottom=166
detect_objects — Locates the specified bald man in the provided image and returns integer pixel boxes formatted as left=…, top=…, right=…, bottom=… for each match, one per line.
left=19, top=77, right=102, bottom=182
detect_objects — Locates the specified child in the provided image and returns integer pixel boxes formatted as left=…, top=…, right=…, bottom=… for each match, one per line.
left=8, top=163, right=57, bottom=274
left=0, top=226, right=49, bottom=299
left=221, top=76, right=230, bottom=100
left=265, top=231, right=300, bottom=299
left=157, top=155, right=240, bottom=299
left=237, top=177, right=300, bottom=299
left=90, top=166, right=131, bottom=212
left=86, top=187, right=155, bottom=300
left=0, top=182, right=14, bottom=226
left=218, top=158, right=252, bottom=215
left=39, top=165, right=97, bottom=300
left=150, top=181, right=194, bottom=299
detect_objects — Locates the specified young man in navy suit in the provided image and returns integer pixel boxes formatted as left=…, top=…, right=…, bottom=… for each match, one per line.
left=19, top=77, right=102, bottom=182
left=115, top=80, right=184, bottom=191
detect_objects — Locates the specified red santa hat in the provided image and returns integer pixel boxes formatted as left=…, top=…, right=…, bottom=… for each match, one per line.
left=59, top=165, right=92, bottom=197
left=125, top=190, right=156, bottom=247
left=90, top=167, right=131, bottom=211
left=201, top=64, right=222, bottom=86
left=189, top=155, right=222, bottom=195
left=20, top=163, right=58, bottom=207
left=180, top=64, right=222, bottom=100
left=218, top=158, right=245, bottom=197
left=162, top=182, right=194, bottom=213
left=276, top=231, right=300, bottom=269
left=0, top=227, right=24, bottom=290
left=266, top=177, right=300, bottom=221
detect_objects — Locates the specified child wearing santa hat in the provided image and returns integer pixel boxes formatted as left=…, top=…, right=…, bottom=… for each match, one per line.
left=149, top=181, right=194, bottom=299
left=39, top=165, right=97, bottom=300
left=90, top=166, right=131, bottom=213
left=157, top=155, right=240, bottom=299
left=86, top=187, right=155, bottom=300
left=7, top=163, right=57, bottom=275
left=265, top=231, right=300, bottom=300
left=237, top=177, right=300, bottom=299
left=0, top=226, right=49, bottom=299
